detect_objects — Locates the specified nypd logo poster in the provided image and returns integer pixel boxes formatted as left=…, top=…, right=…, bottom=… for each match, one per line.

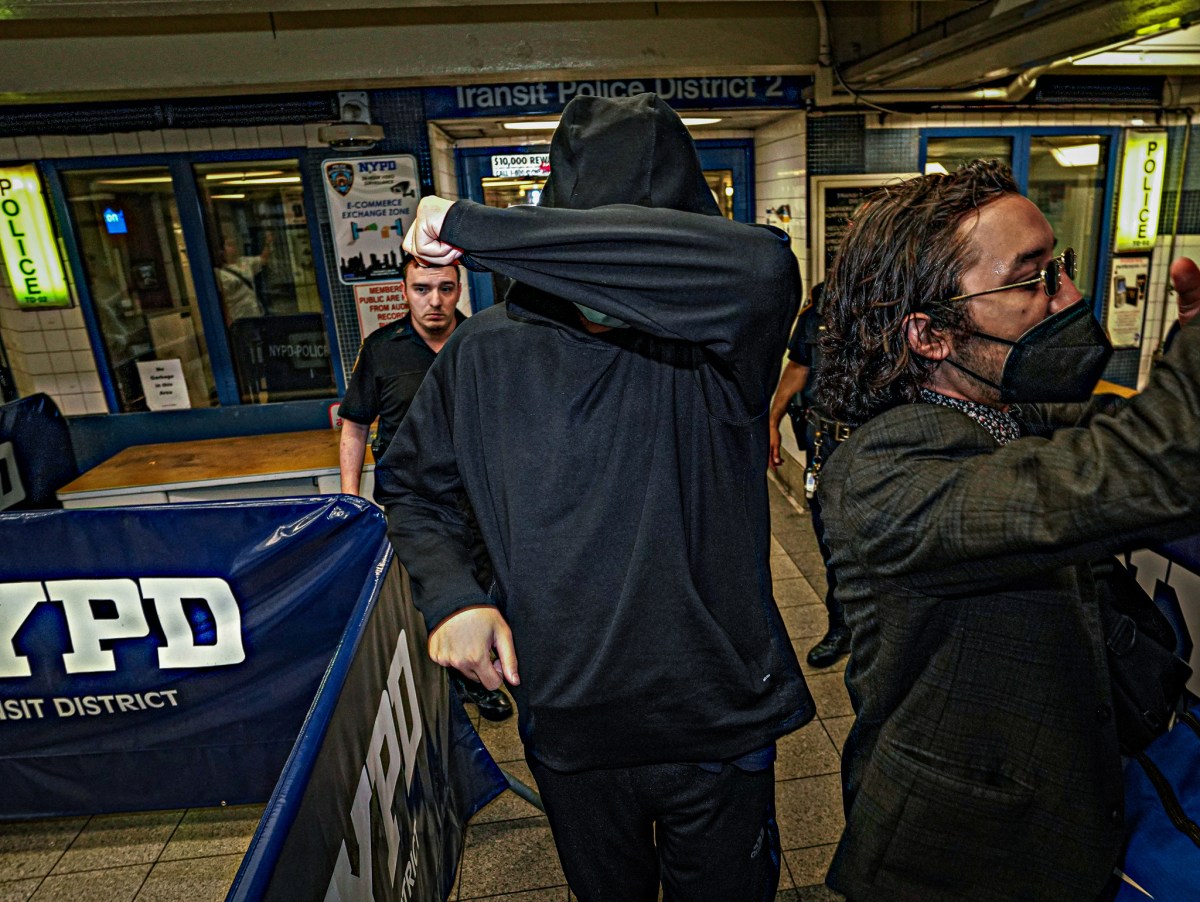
left=323, top=155, right=420, bottom=285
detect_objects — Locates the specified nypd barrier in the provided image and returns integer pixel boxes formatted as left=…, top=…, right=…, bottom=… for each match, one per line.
left=228, top=523, right=507, bottom=901
left=1131, top=535, right=1200, bottom=691
left=0, top=496, right=505, bottom=900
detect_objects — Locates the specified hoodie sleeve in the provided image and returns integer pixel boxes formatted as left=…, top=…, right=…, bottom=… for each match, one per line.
left=372, top=347, right=493, bottom=634
left=443, top=200, right=800, bottom=410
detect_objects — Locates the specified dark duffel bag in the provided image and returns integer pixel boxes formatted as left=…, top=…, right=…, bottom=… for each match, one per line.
left=1093, top=557, right=1192, bottom=755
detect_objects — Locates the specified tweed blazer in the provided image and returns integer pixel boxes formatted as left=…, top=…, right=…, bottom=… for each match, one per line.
left=819, top=323, right=1200, bottom=901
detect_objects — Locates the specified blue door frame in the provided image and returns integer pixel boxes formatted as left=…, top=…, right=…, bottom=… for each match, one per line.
left=454, top=140, right=755, bottom=310
left=40, top=149, right=344, bottom=467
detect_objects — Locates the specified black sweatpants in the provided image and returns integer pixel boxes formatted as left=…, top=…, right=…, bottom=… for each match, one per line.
left=527, top=755, right=780, bottom=902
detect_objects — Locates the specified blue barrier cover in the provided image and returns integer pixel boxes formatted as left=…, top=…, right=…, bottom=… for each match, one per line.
left=0, top=392, right=77, bottom=510
left=228, top=557, right=507, bottom=902
left=0, top=496, right=389, bottom=818
left=1159, top=532, right=1200, bottom=575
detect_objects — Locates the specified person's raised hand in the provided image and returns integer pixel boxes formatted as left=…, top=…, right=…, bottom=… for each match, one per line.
left=1171, top=257, right=1200, bottom=327
left=403, top=196, right=462, bottom=266
left=427, top=605, right=519, bottom=691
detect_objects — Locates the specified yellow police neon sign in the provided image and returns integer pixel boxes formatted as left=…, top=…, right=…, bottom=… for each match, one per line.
left=0, top=164, right=71, bottom=308
left=1115, top=131, right=1168, bottom=253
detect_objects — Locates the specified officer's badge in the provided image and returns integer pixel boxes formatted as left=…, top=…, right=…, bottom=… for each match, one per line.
left=326, top=163, right=354, bottom=196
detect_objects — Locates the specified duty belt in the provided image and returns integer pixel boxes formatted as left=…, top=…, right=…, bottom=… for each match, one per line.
left=803, top=409, right=853, bottom=500
left=805, top=409, right=853, bottom=443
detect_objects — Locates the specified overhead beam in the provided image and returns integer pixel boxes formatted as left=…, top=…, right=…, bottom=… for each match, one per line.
left=838, top=0, right=1200, bottom=90
left=0, top=5, right=820, bottom=103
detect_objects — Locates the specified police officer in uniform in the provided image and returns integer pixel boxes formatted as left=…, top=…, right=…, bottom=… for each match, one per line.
left=339, top=254, right=513, bottom=721
left=768, top=283, right=851, bottom=667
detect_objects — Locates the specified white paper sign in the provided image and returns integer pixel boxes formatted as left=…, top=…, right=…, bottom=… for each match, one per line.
left=136, top=359, right=191, bottom=411
left=322, top=155, right=420, bottom=285
left=1106, top=256, right=1150, bottom=349
left=353, top=281, right=409, bottom=339
left=490, top=153, right=550, bottom=178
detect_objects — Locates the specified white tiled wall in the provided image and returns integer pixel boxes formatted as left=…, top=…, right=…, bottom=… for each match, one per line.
left=753, top=111, right=807, bottom=278
left=752, top=112, right=807, bottom=465
left=0, top=125, right=328, bottom=415
left=0, top=294, right=104, bottom=416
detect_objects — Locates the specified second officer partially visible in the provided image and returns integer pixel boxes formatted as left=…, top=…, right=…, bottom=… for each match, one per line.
left=768, top=282, right=851, bottom=667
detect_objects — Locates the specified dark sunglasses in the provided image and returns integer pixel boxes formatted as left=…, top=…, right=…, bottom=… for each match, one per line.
left=950, top=248, right=1077, bottom=301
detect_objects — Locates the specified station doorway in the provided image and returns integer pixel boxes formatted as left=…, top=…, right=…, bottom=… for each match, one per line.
left=454, top=140, right=754, bottom=310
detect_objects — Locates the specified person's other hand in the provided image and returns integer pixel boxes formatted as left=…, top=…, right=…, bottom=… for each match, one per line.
left=403, top=196, right=462, bottom=266
left=768, top=422, right=783, bottom=471
left=427, top=605, right=519, bottom=691
left=1172, top=257, right=1200, bottom=327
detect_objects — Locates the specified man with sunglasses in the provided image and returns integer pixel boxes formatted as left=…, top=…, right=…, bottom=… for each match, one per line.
left=812, top=160, right=1200, bottom=901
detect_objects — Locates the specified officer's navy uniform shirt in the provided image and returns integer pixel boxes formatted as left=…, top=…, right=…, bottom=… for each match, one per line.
left=338, top=310, right=465, bottom=454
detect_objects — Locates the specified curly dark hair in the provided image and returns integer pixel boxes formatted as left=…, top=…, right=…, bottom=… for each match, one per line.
left=816, top=160, right=1019, bottom=423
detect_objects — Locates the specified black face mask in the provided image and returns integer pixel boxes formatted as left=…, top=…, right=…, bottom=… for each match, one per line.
left=946, top=302, right=1114, bottom=403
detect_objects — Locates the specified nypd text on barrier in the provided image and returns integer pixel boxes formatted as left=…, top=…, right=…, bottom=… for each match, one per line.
left=326, top=628, right=425, bottom=902
left=0, top=577, right=245, bottom=678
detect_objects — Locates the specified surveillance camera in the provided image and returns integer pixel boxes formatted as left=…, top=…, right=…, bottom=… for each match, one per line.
left=318, top=122, right=385, bottom=151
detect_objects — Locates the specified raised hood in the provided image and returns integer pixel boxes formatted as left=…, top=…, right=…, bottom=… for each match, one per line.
left=540, top=92, right=719, bottom=216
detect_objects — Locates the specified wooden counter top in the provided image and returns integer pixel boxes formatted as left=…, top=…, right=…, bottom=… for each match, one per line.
left=58, top=429, right=375, bottom=499
left=1096, top=379, right=1138, bottom=398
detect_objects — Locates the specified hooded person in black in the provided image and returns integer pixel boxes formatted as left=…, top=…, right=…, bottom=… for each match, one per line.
left=375, top=93, right=813, bottom=901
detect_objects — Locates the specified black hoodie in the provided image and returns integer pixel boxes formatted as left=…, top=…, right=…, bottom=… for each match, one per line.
left=375, top=93, right=812, bottom=771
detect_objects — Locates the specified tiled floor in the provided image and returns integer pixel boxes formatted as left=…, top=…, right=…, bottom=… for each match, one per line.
left=0, top=805, right=263, bottom=901
left=0, top=476, right=848, bottom=900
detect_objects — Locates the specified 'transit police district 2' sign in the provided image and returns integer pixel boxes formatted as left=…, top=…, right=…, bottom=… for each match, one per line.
left=424, top=75, right=808, bottom=119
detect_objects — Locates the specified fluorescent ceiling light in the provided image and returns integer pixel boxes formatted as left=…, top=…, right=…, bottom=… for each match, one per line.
left=1073, top=23, right=1200, bottom=67
left=219, top=176, right=302, bottom=185
left=1049, top=144, right=1101, bottom=167
left=924, top=162, right=950, bottom=175
left=97, top=176, right=173, bottom=185
left=1072, top=49, right=1200, bottom=65
left=502, top=116, right=724, bottom=130
left=205, top=171, right=285, bottom=180
left=211, top=193, right=247, bottom=199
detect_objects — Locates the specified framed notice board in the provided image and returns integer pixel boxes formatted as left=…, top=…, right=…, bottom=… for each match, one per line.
left=810, top=173, right=917, bottom=287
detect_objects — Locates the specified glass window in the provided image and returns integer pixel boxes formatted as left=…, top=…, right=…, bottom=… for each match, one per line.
left=194, top=161, right=335, bottom=404
left=704, top=169, right=735, bottom=219
left=482, top=175, right=546, bottom=208
left=925, top=136, right=1014, bottom=175
left=63, top=167, right=217, bottom=413
left=1028, top=135, right=1109, bottom=302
